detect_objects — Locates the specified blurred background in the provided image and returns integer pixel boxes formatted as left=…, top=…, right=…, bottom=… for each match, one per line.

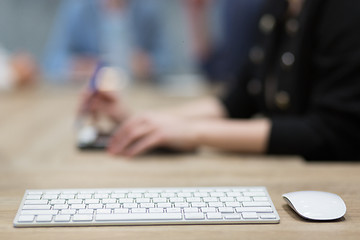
left=0, top=0, right=262, bottom=96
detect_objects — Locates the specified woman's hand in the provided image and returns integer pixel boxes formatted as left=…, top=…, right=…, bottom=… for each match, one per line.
left=108, top=113, right=200, bottom=157
left=78, top=89, right=128, bottom=125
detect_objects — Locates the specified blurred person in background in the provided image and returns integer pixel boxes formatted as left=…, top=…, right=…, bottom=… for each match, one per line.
left=43, top=0, right=133, bottom=82
left=0, top=45, right=37, bottom=91
left=79, top=0, right=360, bottom=161
left=186, top=0, right=264, bottom=84
left=43, top=0, right=195, bottom=84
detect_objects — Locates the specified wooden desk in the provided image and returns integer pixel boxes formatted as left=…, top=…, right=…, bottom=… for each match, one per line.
left=0, top=85, right=359, bottom=240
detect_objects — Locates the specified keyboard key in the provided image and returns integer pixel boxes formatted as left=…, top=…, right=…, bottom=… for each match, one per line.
left=85, top=199, right=100, bottom=204
left=21, top=210, right=58, bottom=215
left=106, top=203, right=121, bottom=209
left=70, top=204, right=86, bottom=209
left=242, top=212, right=258, bottom=219
left=243, top=192, right=266, bottom=197
left=161, top=193, right=175, bottom=198
left=113, top=190, right=128, bottom=194
left=191, top=202, right=206, bottom=207
left=61, top=209, right=76, bottom=215
left=166, top=208, right=181, bottom=213
left=68, top=199, right=83, bottom=204
left=78, top=209, right=94, bottom=215
left=128, top=193, right=142, bottom=198
left=51, top=199, right=66, bottom=205
left=22, top=205, right=51, bottom=210
left=88, top=204, right=103, bottom=209
left=210, top=192, right=225, bottom=197
left=174, top=202, right=189, bottom=208
left=62, top=191, right=78, bottom=194
left=208, top=202, right=223, bottom=207
left=153, top=198, right=167, bottom=203
left=157, top=203, right=171, bottom=208
left=236, top=197, right=252, bottom=202
left=260, top=214, right=277, bottom=219
left=79, top=191, right=95, bottom=194
left=226, top=192, right=241, bottom=197
left=144, top=193, right=158, bottom=198
left=24, top=200, right=48, bottom=205
left=111, top=193, right=125, bottom=198
left=28, top=191, right=43, bottom=195
left=135, top=198, right=150, bottom=203
left=18, top=215, right=35, bottom=222
left=26, top=195, right=41, bottom=200
left=53, top=204, right=68, bottom=210
left=178, top=192, right=192, bottom=197
left=132, top=208, right=147, bottom=213
left=242, top=202, right=271, bottom=207
left=55, top=215, right=71, bottom=222
left=140, top=203, right=154, bottom=208
left=96, top=213, right=182, bottom=221
left=42, top=195, right=58, bottom=200
left=123, top=203, right=138, bottom=208
left=114, top=209, right=129, bottom=214
left=253, top=197, right=269, bottom=202
left=147, top=189, right=162, bottom=193
left=225, top=202, right=241, bottom=207
left=73, top=215, right=93, bottom=221
left=59, top=194, right=75, bottom=199
left=194, top=192, right=208, bottom=197
left=186, top=197, right=201, bottom=202
left=183, top=208, right=199, bottom=213
left=97, top=209, right=112, bottom=214
left=96, top=190, right=112, bottom=194
left=206, top=213, right=222, bottom=219
left=77, top=194, right=92, bottom=199
left=94, top=194, right=109, bottom=199
left=220, top=197, right=234, bottom=202
left=218, top=207, right=234, bottom=213
left=184, top=213, right=205, bottom=220
left=169, top=197, right=184, bottom=203
left=149, top=208, right=164, bottom=213
left=36, top=215, right=53, bottom=222
left=102, top=199, right=117, bottom=204
left=119, top=198, right=133, bottom=203
left=235, top=207, right=273, bottom=213
left=203, top=197, right=218, bottom=202
left=224, top=214, right=241, bottom=220
left=200, top=207, right=216, bottom=213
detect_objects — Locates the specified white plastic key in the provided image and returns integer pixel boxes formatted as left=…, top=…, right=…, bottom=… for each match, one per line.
left=18, top=215, right=35, bottom=222
left=36, top=215, right=53, bottom=222
left=96, top=213, right=182, bottom=221
left=73, top=215, right=93, bottom=221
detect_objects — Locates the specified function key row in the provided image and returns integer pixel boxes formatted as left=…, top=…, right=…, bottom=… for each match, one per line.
left=27, top=188, right=266, bottom=195
left=26, top=192, right=266, bottom=200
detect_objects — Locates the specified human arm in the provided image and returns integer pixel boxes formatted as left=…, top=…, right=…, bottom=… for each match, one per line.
left=107, top=113, right=270, bottom=157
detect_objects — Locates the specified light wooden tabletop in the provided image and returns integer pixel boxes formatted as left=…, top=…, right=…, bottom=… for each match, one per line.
left=0, top=85, right=359, bottom=240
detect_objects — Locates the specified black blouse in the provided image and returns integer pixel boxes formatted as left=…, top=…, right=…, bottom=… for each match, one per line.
left=220, top=0, right=360, bottom=160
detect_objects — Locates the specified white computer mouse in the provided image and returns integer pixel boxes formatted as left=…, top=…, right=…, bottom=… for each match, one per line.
left=282, top=191, right=346, bottom=221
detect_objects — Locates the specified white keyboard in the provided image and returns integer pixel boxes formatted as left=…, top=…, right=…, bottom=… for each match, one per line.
left=14, top=187, right=280, bottom=227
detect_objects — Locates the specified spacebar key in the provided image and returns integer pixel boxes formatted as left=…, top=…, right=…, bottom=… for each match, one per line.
left=96, top=213, right=182, bottom=221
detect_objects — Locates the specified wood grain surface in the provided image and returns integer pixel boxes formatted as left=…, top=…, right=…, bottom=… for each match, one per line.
left=0, top=85, right=359, bottom=240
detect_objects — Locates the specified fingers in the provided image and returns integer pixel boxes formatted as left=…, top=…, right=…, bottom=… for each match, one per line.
left=123, top=132, right=162, bottom=157
left=108, top=122, right=155, bottom=155
left=107, top=115, right=163, bottom=157
left=109, top=116, right=145, bottom=145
